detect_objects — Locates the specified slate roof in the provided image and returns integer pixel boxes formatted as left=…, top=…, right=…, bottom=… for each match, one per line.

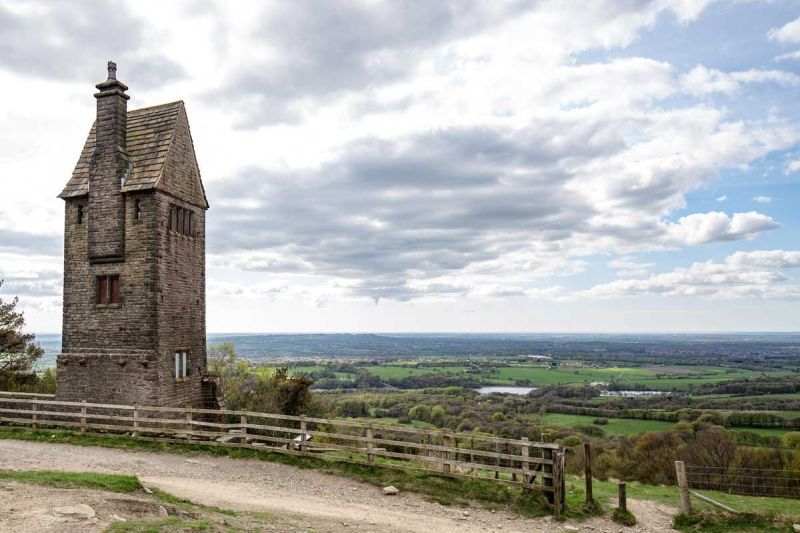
left=59, top=101, right=207, bottom=207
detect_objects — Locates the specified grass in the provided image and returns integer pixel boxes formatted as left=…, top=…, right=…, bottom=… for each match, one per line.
left=105, top=517, right=214, bottom=532
left=672, top=512, right=795, bottom=533
left=540, top=413, right=674, bottom=436
left=586, top=476, right=800, bottom=518
left=151, top=488, right=237, bottom=516
left=0, top=469, right=141, bottom=493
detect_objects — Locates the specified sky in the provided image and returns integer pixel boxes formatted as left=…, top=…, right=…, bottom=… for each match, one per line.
left=1, top=0, right=800, bottom=333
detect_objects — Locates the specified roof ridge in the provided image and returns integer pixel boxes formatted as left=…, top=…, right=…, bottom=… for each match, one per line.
left=128, top=100, right=184, bottom=114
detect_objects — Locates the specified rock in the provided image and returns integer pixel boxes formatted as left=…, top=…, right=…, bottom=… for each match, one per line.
left=143, top=486, right=153, bottom=494
left=563, top=526, right=580, bottom=532
left=183, top=459, right=201, bottom=465
left=462, top=510, right=470, bottom=516
left=53, top=504, right=96, bottom=519
left=111, top=515, right=127, bottom=523
left=792, top=525, right=800, bottom=532
left=157, top=505, right=169, bottom=517
left=383, top=485, right=400, bottom=495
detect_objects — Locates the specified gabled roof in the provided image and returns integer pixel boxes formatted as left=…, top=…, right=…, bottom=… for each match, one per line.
left=59, top=101, right=208, bottom=208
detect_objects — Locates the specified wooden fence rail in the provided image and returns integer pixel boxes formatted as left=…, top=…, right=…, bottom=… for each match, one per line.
left=0, top=392, right=564, bottom=509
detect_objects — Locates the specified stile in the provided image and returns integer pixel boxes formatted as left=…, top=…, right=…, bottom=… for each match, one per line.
left=240, top=414, right=247, bottom=448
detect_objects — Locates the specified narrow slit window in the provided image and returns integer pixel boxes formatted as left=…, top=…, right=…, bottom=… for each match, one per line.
left=77, top=205, right=84, bottom=225
left=97, top=276, right=108, bottom=305
left=134, top=199, right=141, bottom=220
left=182, top=352, right=188, bottom=378
left=175, top=353, right=181, bottom=379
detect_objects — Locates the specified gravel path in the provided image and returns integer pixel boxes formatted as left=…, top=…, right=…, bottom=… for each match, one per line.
left=0, top=439, right=678, bottom=532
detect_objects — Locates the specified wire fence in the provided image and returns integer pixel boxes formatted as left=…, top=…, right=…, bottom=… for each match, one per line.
left=685, top=465, right=800, bottom=499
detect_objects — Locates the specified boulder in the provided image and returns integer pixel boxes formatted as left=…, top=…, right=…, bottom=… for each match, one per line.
left=382, top=485, right=400, bottom=495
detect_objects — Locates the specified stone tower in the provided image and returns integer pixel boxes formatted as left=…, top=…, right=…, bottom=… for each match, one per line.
left=56, top=62, right=214, bottom=408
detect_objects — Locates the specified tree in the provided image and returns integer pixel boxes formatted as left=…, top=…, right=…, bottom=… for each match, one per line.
left=0, top=279, right=44, bottom=385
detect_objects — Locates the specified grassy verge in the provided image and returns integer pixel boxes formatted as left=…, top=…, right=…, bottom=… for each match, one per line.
left=0, top=469, right=141, bottom=493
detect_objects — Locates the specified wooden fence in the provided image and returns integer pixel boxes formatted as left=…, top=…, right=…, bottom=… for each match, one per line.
left=0, top=392, right=566, bottom=513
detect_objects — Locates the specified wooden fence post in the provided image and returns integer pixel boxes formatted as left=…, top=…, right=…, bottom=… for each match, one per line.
left=618, top=482, right=627, bottom=513
left=80, top=400, right=87, bottom=435
left=31, top=401, right=37, bottom=430
left=442, top=429, right=452, bottom=473
left=185, top=406, right=192, bottom=442
left=240, top=414, right=247, bottom=448
left=553, top=451, right=564, bottom=517
left=584, top=441, right=593, bottom=504
left=521, top=437, right=531, bottom=490
left=675, top=460, right=692, bottom=516
left=299, top=416, right=307, bottom=453
left=542, top=433, right=554, bottom=504
left=366, top=424, right=374, bottom=463
left=132, top=405, right=139, bottom=438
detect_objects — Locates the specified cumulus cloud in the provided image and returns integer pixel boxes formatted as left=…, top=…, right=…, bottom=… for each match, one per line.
left=580, top=250, right=800, bottom=300
left=769, top=15, right=800, bottom=44
left=665, top=211, right=779, bottom=246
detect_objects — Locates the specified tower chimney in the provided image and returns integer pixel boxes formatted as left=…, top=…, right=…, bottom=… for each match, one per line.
left=88, top=61, right=130, bottom=263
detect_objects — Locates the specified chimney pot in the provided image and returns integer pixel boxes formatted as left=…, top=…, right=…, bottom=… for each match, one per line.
left=107, top=60, right=117, bottom=80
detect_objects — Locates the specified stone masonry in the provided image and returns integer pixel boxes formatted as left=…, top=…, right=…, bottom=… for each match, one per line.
left=56, top=62, right=213, bottom=408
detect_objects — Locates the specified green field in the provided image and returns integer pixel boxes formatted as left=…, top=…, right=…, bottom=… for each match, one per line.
left=540, top=413, right=674, bottom=435
left=480, top=364, right=783, bottom=390
left=367, top=365, right=470, bottom=380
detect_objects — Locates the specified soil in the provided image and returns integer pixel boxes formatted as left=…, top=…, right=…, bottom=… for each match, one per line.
left=0, top=439, right=679, bottom=532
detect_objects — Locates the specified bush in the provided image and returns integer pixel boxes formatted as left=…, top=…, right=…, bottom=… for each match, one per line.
left=592, top=418, right=609, bottom=425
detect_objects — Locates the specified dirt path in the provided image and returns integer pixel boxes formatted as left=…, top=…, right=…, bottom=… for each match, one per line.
left=0, top=439, right=678, bottom=532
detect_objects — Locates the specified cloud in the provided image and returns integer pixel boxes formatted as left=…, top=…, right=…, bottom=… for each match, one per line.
left=580, top=250, right=800, bottom=300
left=774, top=50, right=800, bottom=62
left=206, top=0, right=715, bottom=127
left=665, top=211, right=779, bottom=246
left=752, top=195, right=772, bottom=204
left=769, top=15, right=800, bottom=44
left=681, top=65, right=800, bottom=96
left=715, top=195, right=727, bottom=202
left=608, top=257, right=656, bottom=278
left=785, top=160, right=800, bottom=174
left=0, top=0, right=184, bottom=87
